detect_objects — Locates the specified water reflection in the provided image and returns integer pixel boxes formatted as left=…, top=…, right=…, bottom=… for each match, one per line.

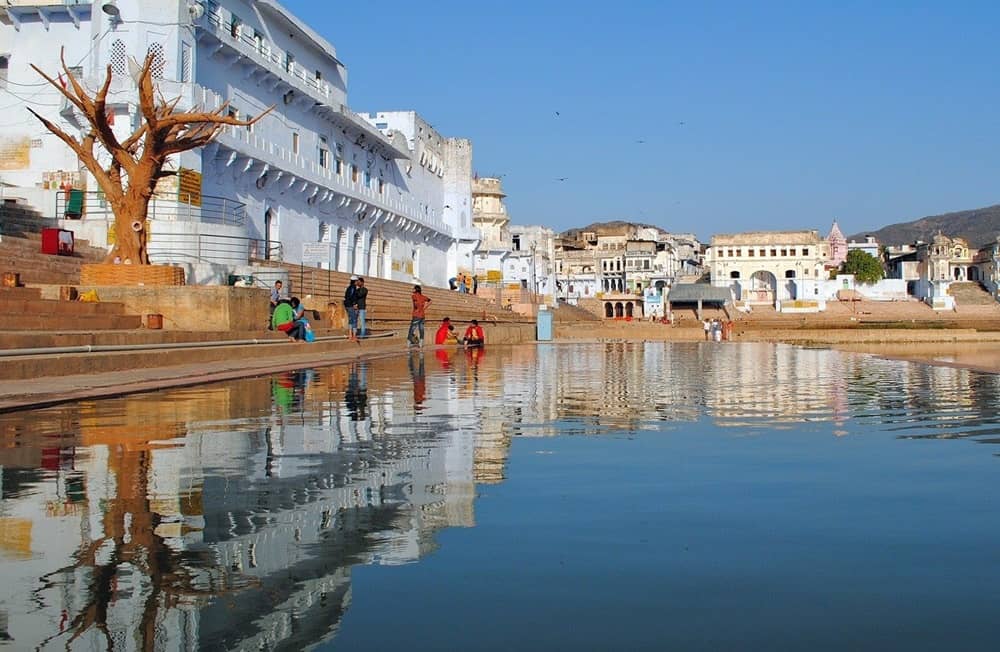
left=0, top=343, right=999, bottom=649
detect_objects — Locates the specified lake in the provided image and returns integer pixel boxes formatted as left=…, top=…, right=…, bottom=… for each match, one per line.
left=1, top=342, right=999, bottom=650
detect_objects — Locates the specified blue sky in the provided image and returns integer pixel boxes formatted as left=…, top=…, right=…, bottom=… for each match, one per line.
left=284, top=0, right=999, bottom=240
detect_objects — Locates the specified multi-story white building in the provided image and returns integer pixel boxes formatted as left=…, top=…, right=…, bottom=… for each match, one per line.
left=705, top=230, right=829, bottom=304
left=504, top=224, right=555, bottom=297
left=0, top=0, right=471, bottom=286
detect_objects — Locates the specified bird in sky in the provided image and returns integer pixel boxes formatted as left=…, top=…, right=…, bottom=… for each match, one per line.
left=635, top=139, right=646, bottom=144
left=677, top=121, right=685, bottom=126
left=555, top=177, right=568, bottom=181
left=555, top=111, right=561, bottom=116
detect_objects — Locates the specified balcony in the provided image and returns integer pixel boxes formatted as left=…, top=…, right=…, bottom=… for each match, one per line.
left=193, top=3, right=408, bottom=161
left=3, top=0, right=90, bottom=30
left=190, top=87, right=449, bottom=237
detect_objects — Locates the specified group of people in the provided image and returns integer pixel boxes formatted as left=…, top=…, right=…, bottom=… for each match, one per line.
left=268, top=278, right=487, bottom=350
left=407, top=284, right=485, bottom=350
left=702, top=317, right=734, bottom=342
left=433, top=316, right=485, bottom=349
left=343, top=275, right=368, bottom=341
left=448, top=273, right=477, bottom=294
left=269, top=280, right=315, bottom=342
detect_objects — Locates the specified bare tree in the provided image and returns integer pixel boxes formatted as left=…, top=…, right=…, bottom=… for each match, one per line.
left=28, top=49, right=268, bottom=264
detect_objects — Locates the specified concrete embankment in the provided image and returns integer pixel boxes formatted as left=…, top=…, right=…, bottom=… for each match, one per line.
left=0, top=322, right=536, bottom=412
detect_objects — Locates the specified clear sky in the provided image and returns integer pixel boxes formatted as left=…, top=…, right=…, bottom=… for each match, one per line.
left=284, top=0, right=999, bottom=240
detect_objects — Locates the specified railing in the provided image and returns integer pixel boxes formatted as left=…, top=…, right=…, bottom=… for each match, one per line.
left=55, top=191, right=246, bottom=226
left=147, top=231, right=256, bottom=266
left=248, top=238, right=283, bottom=263
left=197, top=1, right=335, bottom=99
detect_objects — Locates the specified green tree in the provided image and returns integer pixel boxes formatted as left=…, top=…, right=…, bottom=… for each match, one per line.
left=841, top=249, right=884, bottom=284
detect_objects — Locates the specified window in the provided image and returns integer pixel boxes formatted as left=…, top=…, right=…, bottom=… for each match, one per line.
left=230, top=15, right=241, bottom=39
left=285, top=51, right=295, bottom=73
left=727, top=249, right=733, bottom=257
left=335, top=158, right=343, bottom=176
left=110, top=39, right=127, bottom=77
left=512, top=235, right=521, bottom=251
left=315, top=69, right=322, bottom=81
left=803, top=248, right=809, bottom=256
left=736, top=249, right=742, bottom=257
left=378, top=178, right=385, bottom=194
left=780, top=249, right=787, bottom=257
left=146, top=42, right=166, bottom=79
left=0, top=55, right=8, bottom=91
left=179, top=43, right=192, bottom=82
left=770, top=249, right=777, bottom=257
left=730, top=271, right=741, bottom=279
left=319, top=136, right=330, bottom=169
left=351, top=165, right=359, bottom=183
left=644, top=260, right=650, bottom=270
left=363, top=170, right=371, bottom=188
left=785, top=270, right=796, bottom=278
left=748, top=249, right=755, bottom=257
left=292, top=132, right=299, bottom=155
left=759, top=249, right=766, bottom=257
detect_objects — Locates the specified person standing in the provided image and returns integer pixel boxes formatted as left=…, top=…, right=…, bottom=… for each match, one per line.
left=344, top=276, right=359, bottom=341
left=407, top=284, right=431, bottom=348
left=269, top=280, right=283, bottom=330
left=702, top=318, right=711, bottom=341
left=354, top=277, right=368, bottom=338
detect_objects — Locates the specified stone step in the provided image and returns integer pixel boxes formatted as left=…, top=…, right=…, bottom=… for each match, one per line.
left=0, top=312, right=141, bottom=331
left=0, top=237, right=104, bottom=261
left=0, top=297, right=128, bottom=316
left=0, top=268, right=80, bottom=286
left=0, top=287, right=42, bottom=301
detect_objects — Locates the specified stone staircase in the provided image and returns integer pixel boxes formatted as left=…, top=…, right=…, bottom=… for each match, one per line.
left=253, top=259, right=535, bottom=325
left=553, top=301, right=602, bottom=322
left=0, top=286, right=141, bottom=332
left=1, top=198, right=107, bottom=285
left=948, top=281, right=998, bottom=307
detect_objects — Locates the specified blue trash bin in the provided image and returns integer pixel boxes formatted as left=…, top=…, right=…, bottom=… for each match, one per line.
left=536, top=308, right=553, bottom=341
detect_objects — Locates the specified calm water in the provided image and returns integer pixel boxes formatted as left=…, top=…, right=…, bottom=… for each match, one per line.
left=2, top=343, right=1000, bottom=651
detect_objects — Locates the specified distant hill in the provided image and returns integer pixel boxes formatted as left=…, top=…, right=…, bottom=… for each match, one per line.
left=850, top=204, right=1000, bottom=248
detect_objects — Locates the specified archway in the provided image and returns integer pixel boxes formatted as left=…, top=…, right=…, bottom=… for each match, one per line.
left=614, top=302, right=624, bottom=318
left=748, top=270, right=777, bottom=304
left=604, top=302, right=614, bottom=318
left=625, top=302, right=634, bottom=318
left=954, top=267, right=965, bottom=281
left=969, top=266, right=981, bottom=282
left=336, top=228, right=347, bottom=272
left=263, top=208, right=276, bottom=260
left=381, top=240, right=391, bottom=278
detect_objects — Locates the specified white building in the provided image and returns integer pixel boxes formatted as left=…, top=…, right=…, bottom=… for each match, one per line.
left=0, top=0, right=472, bottom=287
left=504, top=224, right=556, bottom=297
left=705, top=230, right=830, bottom=304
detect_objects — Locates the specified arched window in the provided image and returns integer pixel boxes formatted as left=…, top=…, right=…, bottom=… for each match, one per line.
left=110, top=39, right=127, bottom=77
left=730, top=271, right=741, bottom=279
left=146, top=42, right=166, bottom=78
left=604, top=302, right=614, bottom=318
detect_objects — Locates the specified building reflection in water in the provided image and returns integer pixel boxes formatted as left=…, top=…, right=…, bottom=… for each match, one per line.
left=0, top=343, right=998, bottom=649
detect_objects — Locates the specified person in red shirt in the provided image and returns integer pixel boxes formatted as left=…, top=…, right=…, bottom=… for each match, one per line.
left=463, top=319, right=485, bottom=348
left=407, top=285, right=431, bottom=348
left=434, top=317, right=460, bottom=345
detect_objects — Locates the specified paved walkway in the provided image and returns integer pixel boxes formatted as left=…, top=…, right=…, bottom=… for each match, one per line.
left=0, top=336, right=405, bottom=413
